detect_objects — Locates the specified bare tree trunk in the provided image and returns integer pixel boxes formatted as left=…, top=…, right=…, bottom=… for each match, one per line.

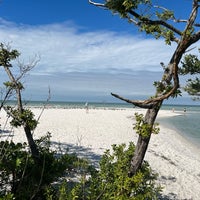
left=24, top=125, right=40, bottom=159
left=129, top=102, right=162, bottom=176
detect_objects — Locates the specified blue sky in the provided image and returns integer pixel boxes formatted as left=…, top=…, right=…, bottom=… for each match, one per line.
left=0, top=0, right=199, bottom=104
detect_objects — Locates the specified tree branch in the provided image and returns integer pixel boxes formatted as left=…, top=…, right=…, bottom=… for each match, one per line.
left=128, top=9, right=182, bottom=36
left=190, top=30, right=200, bottom=43
left=173, top=19, right=200, bottom=27
left=16, top=54, right=40, bottom=82
left=88, top=0, right=106, bottom=8
left=89, top=1, right=182, bottom=36
left=154, top=4, right=200, bottom=27
left=183, top=0, right=199, bottom=34
left=0, top=88, right=12, bottom=111
left=111, top=93, right=156, bottom=109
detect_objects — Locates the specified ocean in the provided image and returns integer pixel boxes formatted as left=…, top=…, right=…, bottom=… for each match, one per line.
left=3, top=100, right=200, bottom=148
left=159, top=105, right=200, bottom=149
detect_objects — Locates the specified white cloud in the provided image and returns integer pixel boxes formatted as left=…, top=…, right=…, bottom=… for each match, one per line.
left=0, top=19, right=175, bottom=76
left=1, top=19, right=193, bottom=102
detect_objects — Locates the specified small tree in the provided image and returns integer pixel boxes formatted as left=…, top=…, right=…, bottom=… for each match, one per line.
left=89, top=0, right=200, bottom=175
left=0, top=43, right=40, bottom=161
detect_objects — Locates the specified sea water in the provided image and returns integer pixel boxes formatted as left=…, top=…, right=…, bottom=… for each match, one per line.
left=160, top=105, right=200, bottom=149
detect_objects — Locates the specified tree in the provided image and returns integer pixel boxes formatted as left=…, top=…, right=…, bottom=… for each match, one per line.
left=179, top=53, right=200, bottom=100
left=0, top=43, right=40, bottom=161
left=89, top=0, right=200, bottom=175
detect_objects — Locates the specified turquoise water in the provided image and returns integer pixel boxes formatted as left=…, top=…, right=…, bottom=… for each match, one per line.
left=159, top=110, right=200, bottom=148
left=3, top=100, right=200, bottom=148
left=159, top=105, right=200, bottom=148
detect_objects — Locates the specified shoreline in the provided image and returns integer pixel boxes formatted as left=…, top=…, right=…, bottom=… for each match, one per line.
left=1, top=108, right=200, bottom=199
left=158, top=111, right=200, bottom=151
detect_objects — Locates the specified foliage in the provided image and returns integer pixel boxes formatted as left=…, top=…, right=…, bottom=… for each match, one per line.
left=3, top=81, right=24, bottom=90
left=179, top=54, right=200, bottom=99
left=0, top=133, right=88, bottom=200
left=153, top=81, right=182, bottom=98
left=134, top=113, right=160, bottom=138
left=57, top=143, right=162, bottom=199
left=184, top=77, right=200, bottom=97
left=0, top=193, right=14, bottom=200
left=7, top=107, right=38, bottom=130
left=155, top=9, right=174, bottom=21
left=0, top=43, right=20, bottom=67
left=0, top=139, right=162, bottom=199
left=104, top=0, right=177, bottom=44
left=180, top=54, right=200, bottom=75
left=105, top=0, right=151, bottom=17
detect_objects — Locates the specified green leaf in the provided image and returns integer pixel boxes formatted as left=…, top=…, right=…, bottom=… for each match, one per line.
left=16, top=158, right=22, bottom=167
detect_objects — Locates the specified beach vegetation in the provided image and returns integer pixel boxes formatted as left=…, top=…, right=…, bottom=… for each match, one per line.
left=89, top=0, right=200, bottom=175
left=134, top=113, right=160, bottom=138
left=0, top=132, right=92, bottom=199
left=179, top=54, right=200, bottom=100
left=46, top=143, right=161, bottom=199
left=83, top=142, right=161, bottom=199
left=5, top=105, right=38, bottom=130
left=0, top=135, right=161, bottom=199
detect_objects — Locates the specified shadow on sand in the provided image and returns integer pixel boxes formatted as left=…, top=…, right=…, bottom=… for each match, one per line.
left=50, top=141, right=179, bottom=200
left=51, top=140, right=102, bottom=168
left=0, top=129, right=14, bottom=137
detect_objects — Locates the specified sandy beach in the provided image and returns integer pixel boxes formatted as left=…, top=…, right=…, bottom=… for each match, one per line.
left=1, top=107, right=200, bottom=199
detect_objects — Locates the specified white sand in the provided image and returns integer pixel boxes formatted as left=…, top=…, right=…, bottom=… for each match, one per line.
left=1, top=107, right=200, bottom=199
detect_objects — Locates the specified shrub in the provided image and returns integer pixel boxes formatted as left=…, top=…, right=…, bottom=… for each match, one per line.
left=0, top=133, right=87, bottom=200
left=0, top=136, right=161, bottom=199
left=57, top=142, right=162, bottom=200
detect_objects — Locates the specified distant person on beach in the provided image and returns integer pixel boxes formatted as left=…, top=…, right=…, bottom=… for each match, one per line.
left=184, top=108, right=186, bottom=113
left=85, top=102, right=89, bottom=113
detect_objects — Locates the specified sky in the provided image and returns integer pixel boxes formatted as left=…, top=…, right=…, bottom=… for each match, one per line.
left=0, top=0, right=199, bottom=104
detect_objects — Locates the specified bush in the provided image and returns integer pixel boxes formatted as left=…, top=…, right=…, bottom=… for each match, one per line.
left=56, top=142, right=162, bottom=200
left=0, top=136, right=161, bottom=199
left=0, top=133, right=87, bottom=200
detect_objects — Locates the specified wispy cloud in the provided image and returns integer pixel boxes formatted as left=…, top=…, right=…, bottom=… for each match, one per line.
left=0, top=19, right=175, bottom=75
left=1, top=19, right=190, bottom=101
